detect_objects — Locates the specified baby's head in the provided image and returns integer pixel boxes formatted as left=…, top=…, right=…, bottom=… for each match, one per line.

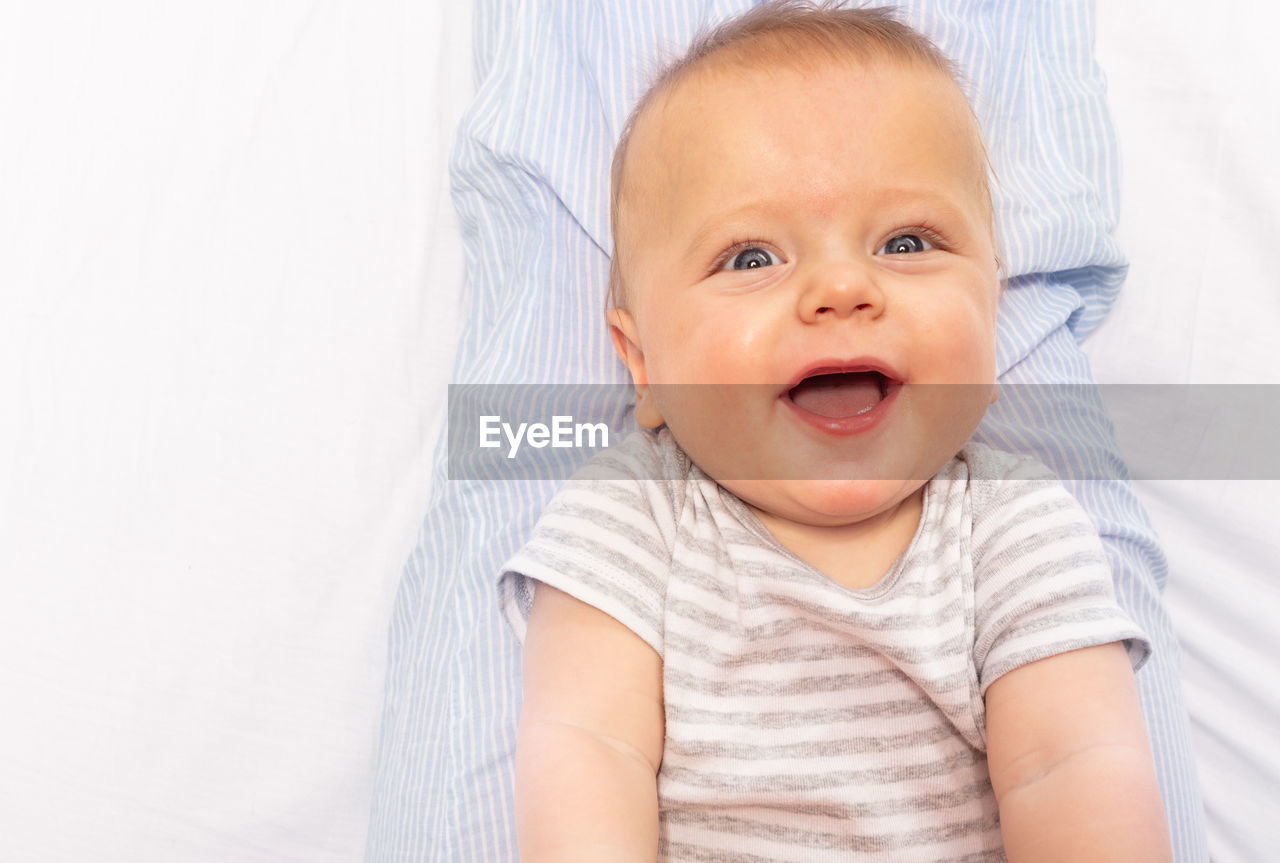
left=606, top=1, right=1002, bottom=529
left=608, top=2, right=997, bottom=311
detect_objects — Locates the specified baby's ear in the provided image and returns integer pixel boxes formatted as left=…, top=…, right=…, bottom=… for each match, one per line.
left=606, top=308, right=664, bottom=429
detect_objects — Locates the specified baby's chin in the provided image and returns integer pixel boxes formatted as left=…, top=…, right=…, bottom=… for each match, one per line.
left=728, top=477, right=927, bottom=528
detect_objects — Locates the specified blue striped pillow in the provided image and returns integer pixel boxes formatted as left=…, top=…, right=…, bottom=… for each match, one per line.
left=367, top=3, right=1142, bottom=861
left=450, top=0, right=1125, bottom=392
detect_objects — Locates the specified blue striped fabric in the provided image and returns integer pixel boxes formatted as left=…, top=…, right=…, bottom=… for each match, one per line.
left=366, top=1, right=1208, bottom=860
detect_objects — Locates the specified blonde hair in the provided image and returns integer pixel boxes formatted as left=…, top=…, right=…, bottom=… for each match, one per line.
left=607, top=1, right=991, bottom=309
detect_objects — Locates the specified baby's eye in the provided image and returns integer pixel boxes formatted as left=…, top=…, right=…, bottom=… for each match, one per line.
left=723, top=247, right=782, bottom=270
left=877, top=233, right=935, bottom=255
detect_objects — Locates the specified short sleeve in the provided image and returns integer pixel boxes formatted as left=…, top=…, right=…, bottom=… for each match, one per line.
left=497, top=430, right=685, bottom=656
left=966, top=444, right=1150, bottom=694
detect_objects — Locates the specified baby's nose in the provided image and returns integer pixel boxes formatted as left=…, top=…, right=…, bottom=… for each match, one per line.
left=797, top=261, right=885, bottom=323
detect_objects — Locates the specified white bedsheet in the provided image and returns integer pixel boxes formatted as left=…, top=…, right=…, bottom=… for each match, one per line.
left=0, top=1, right=1274, bottom=860
left=0, top=1, right=470, bottom=860
left=1092, top=2, right=1280, bottom=859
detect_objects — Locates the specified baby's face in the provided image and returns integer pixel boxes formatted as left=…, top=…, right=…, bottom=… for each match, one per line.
left=608, top=56, right=1000, bottom=530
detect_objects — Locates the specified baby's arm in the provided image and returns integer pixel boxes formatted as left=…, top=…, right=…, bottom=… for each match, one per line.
left=985, top=642, right=1172, bottom=862
left=517, top=584, right=664, bottom=863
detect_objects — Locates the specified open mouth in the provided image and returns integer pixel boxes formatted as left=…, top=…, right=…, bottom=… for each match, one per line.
left=787, top=371, right=892, bottom=419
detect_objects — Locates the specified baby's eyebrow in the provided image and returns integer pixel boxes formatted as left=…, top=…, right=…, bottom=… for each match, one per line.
left=681, top=203, right=776, bottom=260
left=868, top=186, right=974, bottom=219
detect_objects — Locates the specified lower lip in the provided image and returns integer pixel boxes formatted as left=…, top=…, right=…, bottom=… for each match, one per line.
left=781, top=384, right=900, bottom=436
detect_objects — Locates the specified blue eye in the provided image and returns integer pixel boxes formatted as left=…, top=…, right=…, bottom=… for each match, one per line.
left=724, top=247, right=781, bottom=270
left=877, top=234, right=934, bottom=255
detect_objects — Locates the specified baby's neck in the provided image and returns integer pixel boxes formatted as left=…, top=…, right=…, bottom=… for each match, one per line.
left=748, top=487, right=925, bottom=591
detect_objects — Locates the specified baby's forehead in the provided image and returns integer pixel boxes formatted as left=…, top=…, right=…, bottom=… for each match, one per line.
left=619, top=51, right=983, bottom=204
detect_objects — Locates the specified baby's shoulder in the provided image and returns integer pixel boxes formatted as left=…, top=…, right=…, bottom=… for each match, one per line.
left=951, top=441, right=1074, bottom=523
left=957, top=440, right=1060, bottom=484
left=947, top=443, right=1105, bottom=580
left=569, top=427, right=692, bottom=482
left=543, top=429, right=695, bottom=541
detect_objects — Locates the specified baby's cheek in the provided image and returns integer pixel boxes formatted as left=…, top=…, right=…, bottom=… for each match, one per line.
left=668, top=322, right=761, bottom=384
left=702, top=317, right=780, bottom=382
left=940, top=314, right=997, bottom=382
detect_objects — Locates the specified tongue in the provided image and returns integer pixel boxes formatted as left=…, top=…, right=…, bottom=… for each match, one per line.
left=789, top=373, right=884, bottom=418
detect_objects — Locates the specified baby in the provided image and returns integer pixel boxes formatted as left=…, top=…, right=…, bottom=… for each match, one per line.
left=500, top=3, right=1172, bottom=861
